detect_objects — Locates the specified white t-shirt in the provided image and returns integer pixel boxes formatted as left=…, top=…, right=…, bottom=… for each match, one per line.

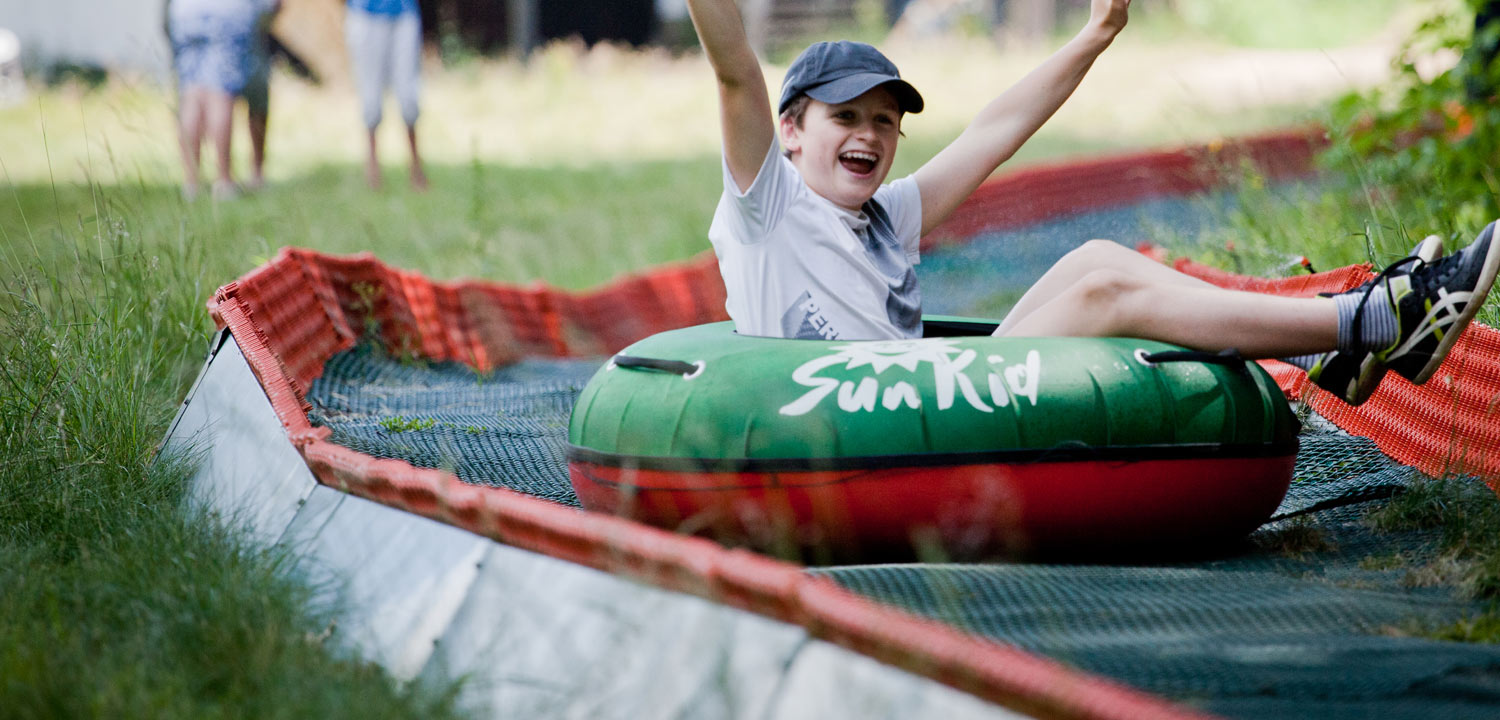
left=708, top=141, right=924, bottom=341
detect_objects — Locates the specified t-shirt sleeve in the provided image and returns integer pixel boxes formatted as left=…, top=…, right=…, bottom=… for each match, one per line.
left=719, top=140, right=796, bottom=243
left=874, top=175, right=924, bottom=263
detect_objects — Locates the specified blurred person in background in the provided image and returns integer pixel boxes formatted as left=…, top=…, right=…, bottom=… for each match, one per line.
left=167, top=0, right=279, bottom=200
left=345, top=0, right=427, bottom=190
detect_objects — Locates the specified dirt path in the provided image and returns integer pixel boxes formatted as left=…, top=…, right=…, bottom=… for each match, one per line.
left=1160, top=44, right=1396, bottom=112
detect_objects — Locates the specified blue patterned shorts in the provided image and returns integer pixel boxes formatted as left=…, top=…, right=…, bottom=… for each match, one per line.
left=169, top=8, right=258, bottom=94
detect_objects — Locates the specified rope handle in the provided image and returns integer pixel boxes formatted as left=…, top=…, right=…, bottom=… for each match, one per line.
left=1137, top=348, right=1247, bottom=367
left=613, top=354, right=703, bottom=377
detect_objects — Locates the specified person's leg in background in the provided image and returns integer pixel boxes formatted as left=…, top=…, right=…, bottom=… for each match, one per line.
left=390, top=7, right=426, bottom=190
left=243, top=22, right=272, bottom=190
left=176, top=83, right=206, bottom=200
left=346, top=6, right=392, bottom=189
left=245, top=78, right=268, bottom=190
left=204, top=86, right=237, bottom=198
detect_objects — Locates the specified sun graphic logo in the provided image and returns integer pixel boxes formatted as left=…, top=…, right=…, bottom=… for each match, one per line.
left=778, top=338, right=1042, bottom=417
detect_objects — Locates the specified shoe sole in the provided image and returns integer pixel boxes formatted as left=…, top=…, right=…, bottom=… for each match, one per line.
left=1348, top=353, right=1383, bottom=405
left=1411, top=222, right=1500, bottom=385
left=1345, top=235, right=1446, bottom=404
left=1414, top=234, right=1445, bottom=265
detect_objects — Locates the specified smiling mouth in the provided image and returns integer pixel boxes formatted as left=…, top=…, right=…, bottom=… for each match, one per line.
left=839, top=150, right=878, bottom=176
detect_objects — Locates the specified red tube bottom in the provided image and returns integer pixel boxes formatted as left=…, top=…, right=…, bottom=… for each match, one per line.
left=569, top=456, right=1296, bottom=561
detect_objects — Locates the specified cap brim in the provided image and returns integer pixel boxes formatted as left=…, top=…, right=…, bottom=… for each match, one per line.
left=804, top=73, right=924, bottom=114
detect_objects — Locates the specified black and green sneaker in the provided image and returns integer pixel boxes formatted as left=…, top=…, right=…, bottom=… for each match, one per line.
left=1378, top=220, right=1500, bottom=385
left=1307, top=234, right=1445, bottom=405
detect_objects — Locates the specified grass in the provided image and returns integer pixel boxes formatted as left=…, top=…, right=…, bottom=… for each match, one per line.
left=1255, top=517, right=1337, bottom=559
left=379, top=415, right=438, bottom=433
left=5, top=158, right=724, bottom=290
left=1369, top=477, right=1500, bottom=597
left=0, top=234, right=468, bottom=716
left=1365, top=477, right=1500, bottom=641
left=0, top=4, right=1493, bottom=712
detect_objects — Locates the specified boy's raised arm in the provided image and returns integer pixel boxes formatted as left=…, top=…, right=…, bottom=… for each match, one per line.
left=912, top=0, right=1130, bottom=236
left=688, top=0, right=777, bottom=193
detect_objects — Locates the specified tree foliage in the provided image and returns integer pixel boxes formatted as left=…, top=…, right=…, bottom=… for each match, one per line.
left=1324, top=0, right=1500, bottom=234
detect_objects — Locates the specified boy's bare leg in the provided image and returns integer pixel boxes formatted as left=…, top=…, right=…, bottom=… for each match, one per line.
left=177, top=88, right=205, bottom=199
left=996, top=239, right=1214, bottom=335
left=406, top=124, right=427, bottom=191
left=365, top=128, right=381, bottom=189
left=1000, top=269, right=1338, bottom=358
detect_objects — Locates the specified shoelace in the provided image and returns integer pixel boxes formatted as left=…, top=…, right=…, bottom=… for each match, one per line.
left=1349, top=253, right=1427, bottom=354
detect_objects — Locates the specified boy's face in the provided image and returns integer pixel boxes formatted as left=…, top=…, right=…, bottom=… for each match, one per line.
left=782, top=88, right=903, bottom=212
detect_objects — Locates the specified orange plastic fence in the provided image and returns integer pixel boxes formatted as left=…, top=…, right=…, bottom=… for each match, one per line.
left=210, top=248, right=728, bottom=383
left=1165, top=255, right=1500, bottom=482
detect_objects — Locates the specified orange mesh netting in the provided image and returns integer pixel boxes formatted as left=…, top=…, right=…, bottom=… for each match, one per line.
left=1163, top=255, right=1500, bottom=483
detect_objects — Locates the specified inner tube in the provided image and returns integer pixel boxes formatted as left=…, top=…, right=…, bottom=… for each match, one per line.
left=567, top=317, right=1298, bottom=560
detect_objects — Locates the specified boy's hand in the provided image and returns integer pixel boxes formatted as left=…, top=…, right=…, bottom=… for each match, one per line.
left=1088, top=0, right=1130, bottom=39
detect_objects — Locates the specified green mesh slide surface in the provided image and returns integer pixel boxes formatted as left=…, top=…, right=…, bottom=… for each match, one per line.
left=308, top=348, right=599, bottom=506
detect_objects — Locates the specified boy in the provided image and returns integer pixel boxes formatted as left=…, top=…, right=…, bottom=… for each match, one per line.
left=689, top=0, right=1499, bottom=406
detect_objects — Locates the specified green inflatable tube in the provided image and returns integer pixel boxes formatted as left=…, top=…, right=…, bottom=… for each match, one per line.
left=568, top=317, right=1299, bottom=559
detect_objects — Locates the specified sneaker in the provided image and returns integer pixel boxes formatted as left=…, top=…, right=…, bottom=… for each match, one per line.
left=1308, top=234, right=1445, bottom=404
left=1378, top=220, right=1500, bottom=384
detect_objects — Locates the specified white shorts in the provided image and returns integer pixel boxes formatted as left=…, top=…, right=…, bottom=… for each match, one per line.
left=345, top=7, right=421, bottom=129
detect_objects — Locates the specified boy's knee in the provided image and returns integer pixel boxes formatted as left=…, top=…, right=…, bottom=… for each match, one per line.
left=1074, top=268, right=1138, bottom=305
left=1062, top=238, right=1126, bottom=269
left=1080, top=237, right=1121, bottom=251
left=1077, top=238, right=1126, bottom=258
left=1064, top=269, right=1141, bottom=331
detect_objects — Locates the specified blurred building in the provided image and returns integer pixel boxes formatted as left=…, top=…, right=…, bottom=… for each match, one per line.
left=430, top=0, right=659, bottom=55
left=0, top=0, right=173, bottom=79
left=0, top=0, right=665, bottom=81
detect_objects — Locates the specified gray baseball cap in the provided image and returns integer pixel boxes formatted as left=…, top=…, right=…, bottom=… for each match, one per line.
left=778, top=41, right=924, bottom=115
